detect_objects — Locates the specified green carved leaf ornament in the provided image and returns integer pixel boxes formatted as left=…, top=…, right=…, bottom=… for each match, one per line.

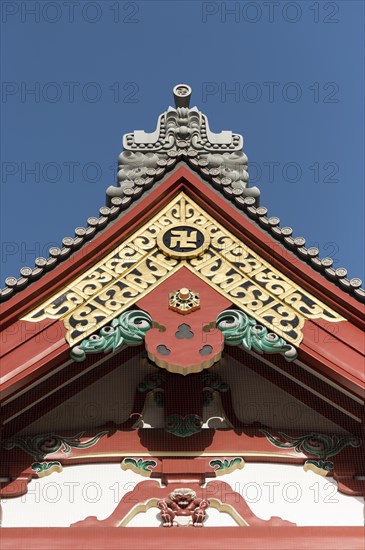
left=216, top=309, right=298, bottom=361
left=70, top=310, right=153, bottom=362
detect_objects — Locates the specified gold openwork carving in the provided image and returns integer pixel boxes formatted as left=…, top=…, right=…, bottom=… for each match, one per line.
left=23, top=193, right=345, bottom=345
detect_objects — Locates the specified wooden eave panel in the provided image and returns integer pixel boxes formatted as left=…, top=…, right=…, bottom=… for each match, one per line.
left=1, top=346, right=144, bottom=436
left=3, top=344, right=362, bottom=438
left=299, top=339, right=365, bottom=400
left=0, top=320, right=68, bottom=401
left=225, top=347, right=364, bottom=432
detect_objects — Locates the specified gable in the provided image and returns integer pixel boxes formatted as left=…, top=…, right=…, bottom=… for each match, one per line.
left=22, top=191, right=344, bottom=351
left=1, top=171, right=364, bottom=412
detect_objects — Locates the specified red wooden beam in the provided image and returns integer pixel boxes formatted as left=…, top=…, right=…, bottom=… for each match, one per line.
left=0, top=527, right=364, bottom=550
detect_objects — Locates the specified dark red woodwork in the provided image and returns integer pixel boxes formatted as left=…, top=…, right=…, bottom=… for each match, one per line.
left=136, top=267, right=231, bottom=373
left=2, top=335, right=362, bottom=444
left=1, top=345, right=146, bottom=435
left=164, top=373, right=203, bottom=417
left=0, top=475, right=32, bottom=498
left=225, top=347, right=363, bottom=434
left=2, top=428, right=364, bottom=498
left=1, top=319, right=68, bottom=401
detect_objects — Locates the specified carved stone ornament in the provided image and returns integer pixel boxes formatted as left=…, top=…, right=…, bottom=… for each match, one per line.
left=3, top=86, right=364, bottom=303
left=158, top=488, right=210, bottom=527
left=106, top=84, right=260, bottom=203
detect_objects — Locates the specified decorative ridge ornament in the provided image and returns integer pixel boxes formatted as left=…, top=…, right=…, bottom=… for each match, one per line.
left=106, top=83, right=260, bottom=205
left=158, top=487, right=210, bottom=528
left=209, top=457, right=245, bottom=476
left=121, top=457, right=157, bottom=477
left=165, top=414, right=203, bottom=438
left=168, top=287, right=200, bottom=314
left=2, top=85, right=364, bottom=303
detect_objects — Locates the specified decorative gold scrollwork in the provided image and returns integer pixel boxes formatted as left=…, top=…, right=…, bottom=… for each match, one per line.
left=23, top=192, right=345, bottom=345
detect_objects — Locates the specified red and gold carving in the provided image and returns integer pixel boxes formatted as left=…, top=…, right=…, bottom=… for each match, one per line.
left=136, top=268, right=231, bottom=374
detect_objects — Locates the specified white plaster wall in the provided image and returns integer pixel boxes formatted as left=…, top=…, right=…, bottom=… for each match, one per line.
left=210, top=463, right=364, bottom=526
left=1, top=463, right=156, bottom=527
left=2, top=463, right=363, bottom=527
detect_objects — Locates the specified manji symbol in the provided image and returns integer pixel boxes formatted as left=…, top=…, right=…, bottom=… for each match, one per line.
left=157, top=223, right=210, bottom=259
left=170, top=230, right=198, bottom=249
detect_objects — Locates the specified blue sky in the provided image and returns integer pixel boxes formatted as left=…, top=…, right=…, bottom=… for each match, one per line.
left=1, top=1, right=364, bottom=287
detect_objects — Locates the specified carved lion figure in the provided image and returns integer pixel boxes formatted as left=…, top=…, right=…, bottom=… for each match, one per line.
left=158, top=488, right=210, bottom=527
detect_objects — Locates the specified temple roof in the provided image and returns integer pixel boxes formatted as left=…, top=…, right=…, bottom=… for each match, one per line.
left=1, top=84, right=364, bottom=303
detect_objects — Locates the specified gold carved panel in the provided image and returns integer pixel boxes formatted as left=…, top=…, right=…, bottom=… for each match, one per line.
left=23, top=192, right=345, bottom=345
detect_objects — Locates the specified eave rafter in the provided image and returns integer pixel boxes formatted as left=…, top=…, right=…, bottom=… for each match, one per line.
left=2, top=329, right=362, bottom=440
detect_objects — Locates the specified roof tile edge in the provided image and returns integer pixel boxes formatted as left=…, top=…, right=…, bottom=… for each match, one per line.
left=1, top=85, right=364, bottom=303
